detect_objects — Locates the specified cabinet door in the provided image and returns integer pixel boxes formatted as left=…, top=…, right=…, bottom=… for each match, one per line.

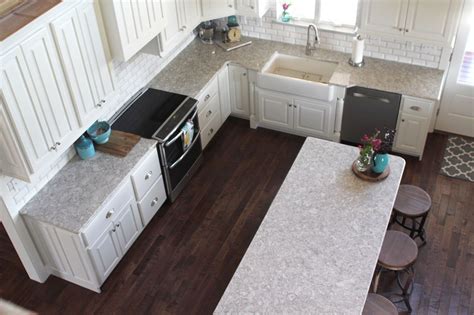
left=293, top=98, right=333, bottom=139
left=218, top=66, right=231, bottom=122
left=360, top=0, right=409, bottom=35
left=159, top=0, right=186, bottom=55
left=201, top=0, right=235, bottom=20
left=114, top=198, right=142, bottom=254
left=1, top=47, right=64, bottom=172
left=0, top=100, right=30, bottom=181
left=178, top=0, right=201, bottom=31
left=52, top=3, right=113, bottom=127
left=106, top=0, right=166, bottom=61
left=236, top=0, right=257, bottom=16
left=404, top=0, right=460, bottom=42
left=394, top=112, right=429, bottom=155
left=228, top=65, right=250, bottom=118
left=257, top=89, right=293, bottom=130
left=89, top=222, right=122, bottom=283
left=20, top=27, right=79, bottom=154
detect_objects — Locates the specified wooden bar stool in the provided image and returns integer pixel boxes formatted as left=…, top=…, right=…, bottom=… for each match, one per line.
left=363, top=293, right=398, bottom=315
left=390, top=184, right=432, bottom=246
left=373, top=230, right=418, bottom=312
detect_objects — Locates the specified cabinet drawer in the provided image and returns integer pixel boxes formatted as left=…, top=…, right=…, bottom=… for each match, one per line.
left=131, top=150, right=161, bottom=201
left=82, top=180, right=135, bottom=247
left=201, top=111, right=222, bottom=149
left=138, top=175, right=167, bottom=226
left=197, top=77, right=219, bottom=113
left=198, top=93, right=221, bottom=130
left=401, top=96, right=434, bottom=117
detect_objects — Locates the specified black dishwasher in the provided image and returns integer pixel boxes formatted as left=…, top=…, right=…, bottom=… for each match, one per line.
left=340, top=86, right=401, bottom=146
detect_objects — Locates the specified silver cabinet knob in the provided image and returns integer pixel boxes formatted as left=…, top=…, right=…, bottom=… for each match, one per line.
left=228, top=4, right=233, bottom=7
left=115, top=223, right=120, bottom=228
left=145, top=171, right=153, bottom=180
left=293, top=105, right=297, bottom=108
left=405, top=29, right=409, bottom=32
left=206, top=110, right=212, bottom=118
left=106, top=210, right=114, bottom=219
left=288, top=104, right=292, bottom=107
left=151, top=197, right=159, bottom=207
left=96, top=103, right=102, bottom=107
left=401, top=119, right=405, bottom=122
left=112, top=228, right=116, bottom=232
left=208, top=128, right=214, bottom=136
left=399, top=28, right=403, bottom=32
left=410, top=105, right=420, bottom=111
left=242, top=72, right=247, bottom=76
left=56, top=142, right=61, bottom=146
left=250, top=6, right=254, bottom=9
left=204, top=94, right=210, bottom=102
left=49, top=145, right=56, bottom=151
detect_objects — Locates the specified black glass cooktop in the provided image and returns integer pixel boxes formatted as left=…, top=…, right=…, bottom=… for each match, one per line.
left=111, top=88, right=189, bottom=139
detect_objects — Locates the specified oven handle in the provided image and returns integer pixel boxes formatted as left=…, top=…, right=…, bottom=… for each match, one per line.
left=168, top=132, right=201, bottom=170
left=164, top=110, right=199, bottom=147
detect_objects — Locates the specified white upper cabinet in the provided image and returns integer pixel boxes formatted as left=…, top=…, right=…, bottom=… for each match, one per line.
left=100, top=0, right=166, bottom=61
left=159, top=0, right=199, bottom=55
left=360, top=0, right=462, bottom=43
left=235, top=0, right=270, bottom=17
left=201, top=0, right=235, bottom=20
left=52, top=2, right=114, bottom=127
left=1, top=29, right=79, bottom=175
left=404, top=0, right=461, bottom=42
left=360, top=0, right=409, bottom=36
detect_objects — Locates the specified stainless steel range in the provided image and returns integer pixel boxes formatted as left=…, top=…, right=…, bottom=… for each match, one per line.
left=111, top=87, right=203, bottom=202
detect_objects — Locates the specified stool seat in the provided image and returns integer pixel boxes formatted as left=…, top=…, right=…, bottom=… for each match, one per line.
left=363, top=293, right=398, bottom=315
left=379, top=230, right=418, bottom=270
left=394, top=185, right=431, bottom=217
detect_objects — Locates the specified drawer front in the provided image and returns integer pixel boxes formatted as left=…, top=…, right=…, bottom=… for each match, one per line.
left=201, top=111, right=222, bottom=149
left=198, top=93, right=221, bottom=130
left=131, top=149, right=161, bottom=201
left=82, top=180, right=135, bottom=247
left=138, top=175, right=167, bottom=226
left=401, top=96, right=434, bottom=118
left=197, top=76, right=219, bottom=113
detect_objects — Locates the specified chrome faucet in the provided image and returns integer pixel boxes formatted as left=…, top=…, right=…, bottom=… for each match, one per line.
left=306, top=24, right=320, bottom=56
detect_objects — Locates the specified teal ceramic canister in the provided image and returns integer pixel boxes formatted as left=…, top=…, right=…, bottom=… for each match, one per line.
left=371, top=153, right=390, bottom=174
left=75, top=135, right=95, bottom=160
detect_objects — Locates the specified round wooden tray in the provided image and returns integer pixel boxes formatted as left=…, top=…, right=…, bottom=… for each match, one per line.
left=352, top=161, right=390, bottom=182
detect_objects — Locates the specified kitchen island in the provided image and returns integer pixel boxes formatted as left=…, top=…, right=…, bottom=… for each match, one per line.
left=215, top=138, right=405, bottom=314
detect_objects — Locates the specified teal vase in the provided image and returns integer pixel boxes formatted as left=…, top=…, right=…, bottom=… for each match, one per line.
left=281, top=11, right=291, bottom=22
left=372, top=153, right=389, bottom=174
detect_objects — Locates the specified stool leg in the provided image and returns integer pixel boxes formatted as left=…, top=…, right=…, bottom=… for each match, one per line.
left=418, top=214, right=428, bottom=246
left=389, top=212, right=396, bottom=228
left=396, top=267, right=415, bottom=312
left=373, top=267, right=383, bottom=293
left=410, top=218, right=416, bottom=238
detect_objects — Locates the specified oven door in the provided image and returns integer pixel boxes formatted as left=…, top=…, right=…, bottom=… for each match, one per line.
left=161, top=108, right=202, bottom=192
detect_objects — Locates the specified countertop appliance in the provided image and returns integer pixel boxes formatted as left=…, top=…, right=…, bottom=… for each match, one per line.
left=198, top=21, right=216, bottom=44
left=340, top=86, right=401, bottom=147
left=111, top=88, right=202, bottom=202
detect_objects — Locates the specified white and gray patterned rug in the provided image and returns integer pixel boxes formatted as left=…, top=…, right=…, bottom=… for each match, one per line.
left=440, top=136, right=474, bottom=182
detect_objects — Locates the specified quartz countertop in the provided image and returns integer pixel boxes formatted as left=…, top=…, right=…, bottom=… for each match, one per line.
left=215, top=138, right=405, bottom=314
left=151, top=37, right=444, bottom=100
left=20, top=138, right=157, bottom=233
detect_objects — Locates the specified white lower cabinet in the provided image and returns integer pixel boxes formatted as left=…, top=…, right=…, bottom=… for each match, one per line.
left=393, top=96, right=434, bottom=159
left=24, top=149, right=167, bottom=292
left=257, top=88, right=336, bottom=140
left=293, top=98, right=333, bottom=138
left=228, top=64, right=250, bottom=118
left=258, top=89, right=293, bottom=129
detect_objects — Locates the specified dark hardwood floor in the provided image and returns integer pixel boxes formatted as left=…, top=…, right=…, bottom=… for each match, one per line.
left=0, top=117, right=473, bottom=314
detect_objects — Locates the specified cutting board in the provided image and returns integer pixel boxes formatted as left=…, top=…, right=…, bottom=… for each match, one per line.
left=96, top=130, right=141, bottom=157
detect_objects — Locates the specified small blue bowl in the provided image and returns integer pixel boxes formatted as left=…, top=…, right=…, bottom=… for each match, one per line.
left=87, top=121, right=111, bottom=144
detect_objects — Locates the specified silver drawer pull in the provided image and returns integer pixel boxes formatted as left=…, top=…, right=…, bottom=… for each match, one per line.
left=115, top=223, right=120, bottom=228
left=112, top=228, right=116, bottom=232
left=106, top=210, right=114, bottom=219
left=206, top=110, right=212, bottom=118
left=151, top=197, right=159, bottom=207
left=145, top=171, right=153, bottom=180
left=208, top=128, right=214, bottom=136
left=410, top=105, right=421, bottom=111
left=204, top=94, right=210, bottom=102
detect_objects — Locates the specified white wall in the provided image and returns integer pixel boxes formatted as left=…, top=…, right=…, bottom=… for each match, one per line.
left=215, top=8, right=446, bottom=69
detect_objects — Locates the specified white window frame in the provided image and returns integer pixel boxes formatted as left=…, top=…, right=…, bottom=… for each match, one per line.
left=277, top=0, right=360, bottom=32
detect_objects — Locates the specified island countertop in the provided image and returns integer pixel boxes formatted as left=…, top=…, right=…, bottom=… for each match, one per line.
left=215, top=138, right=405, bottom=314
left=151, top=37, right=444, bottom=101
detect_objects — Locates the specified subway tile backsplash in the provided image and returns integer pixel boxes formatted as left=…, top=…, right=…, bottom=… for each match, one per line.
left=215, top=8, right=444, bottom=69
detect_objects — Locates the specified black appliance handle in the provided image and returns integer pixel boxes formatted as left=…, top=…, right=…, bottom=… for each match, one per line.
left=164, top=109, right=199, bottom=147
left=168, top=132, right=201, bottom=170
left=352, top=92, right=390, bottom=104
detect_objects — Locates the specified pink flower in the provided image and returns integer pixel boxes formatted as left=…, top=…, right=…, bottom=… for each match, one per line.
left=282, top=3, right=290, bottom=10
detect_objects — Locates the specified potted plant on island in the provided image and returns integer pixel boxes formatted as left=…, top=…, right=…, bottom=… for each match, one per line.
left=371, top=128, right=396, bottom=174
left=355, top=131, right=381, bottom=172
